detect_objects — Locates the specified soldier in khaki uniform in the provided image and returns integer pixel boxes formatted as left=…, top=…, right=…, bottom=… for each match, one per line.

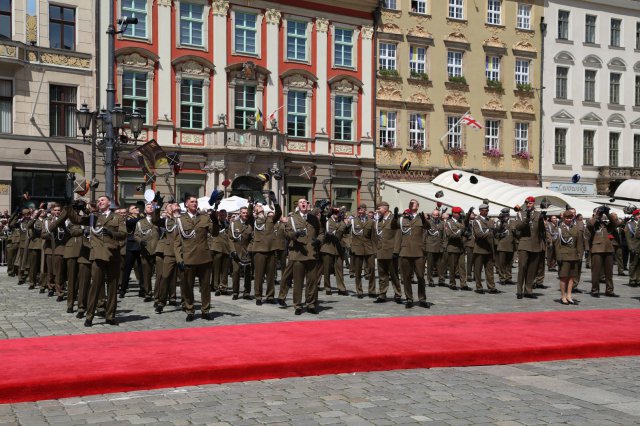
left=154, top=202, right=182, bottom=313
left=252, top=203, right=281, bottom=305
left=625, top=209, right=640, bottom=287
left=424, top=209, right=445, bottom=288
left=399, top=200, right=428, bottom=308
left=514, top=196, right=546, bottom=299
left=555, top=210, right=584, bottom=305
left=66, top=195, right=127, bottom=326
left=210, top=209, right=231, bottom=296
left=320, top=207, right=347, bottom=296
left=495, top=208, right=516, bottom=285
left=350, top=203, right=376, bottom=298
left=6, top=210, right=21, bottom=277
left=43, top=204, right=69, bottom=302
left=471, top=203, right=497, bottom=294
left=285, top=198, right=323, bottom=315
left=445, top=207, right=469, bottom=291
left=153, top=210, right=167, bottom=305
left=174, top=195, right=219, bottom=321
left=373, top=202, right=401, bottom=303
left=134, top=203, right=160, bottom=302
left=587, top=207, right=618, bottom=297
left=74, top=208, right=93, bottom=319
left=9, top=208, right=31, bottom=285
left=611, top=220, right=626, bottom=276
left=61, top=208, right=84, bottom=313
left=229, top=206, right=253, bottom=300
left=26, top=209, right=45, bottom=292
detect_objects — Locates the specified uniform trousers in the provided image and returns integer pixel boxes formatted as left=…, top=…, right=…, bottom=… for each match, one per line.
left=628, top=251, right=640, bottom=285
left=534, top=248, right=546, bottom=285
left=496, top=251, right=514, bottom=283
left=447, top=252, right=465, bottom=287
left=232, top=257, right=252, bottom=297
left=42, top=253, right=54, bottom=290
left=473, top=252, right=496, bottom=290
left=158, top=255, right=181, bottom=308
left=425, top=251, right=445, bottom=284
left=465, top=247, right=474, bottom=281
left=120, top=249, right=143, bottom=295
left=353, top=254, right=376, bottom=295
left=377, top=257, right=401, bottom=298
left=28, top=249, right=41, bottom=287
left=76, top=261, right=91, bottom=313
left=52, top=253, right=66, bottom=297
left=211, top=251, right=229, bottom=293
left=323, top=253, right=346, bottom=292
left=88, top=258, right=120, bottom=321
left=65, top=258, right=79, bottom=310
left=183, top=263, right=211, bottom=315
left=154, top=253, right=164, bottom=302
left=547, top=245, right=557, bottom=270
left=6, top=244, right=16, bottom=276
left=400, top=256, right=426, bottom=302
left=614, top=246, right=624, bottom=274
left=140, top=253, right=155, bottom=298
left=590, top=252, right=614, bottom=294
left=517, top=250, right=541, bottom=296
left=278, top=260, right=294, bottom=300
left=292, top=259, right=318, bottom=309
left=253, top=251, right=276, bottom=301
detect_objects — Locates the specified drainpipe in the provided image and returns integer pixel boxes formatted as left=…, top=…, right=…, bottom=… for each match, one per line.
left=93, top=0, right=100, bottom=201
left=538, top=17, right=547, bottom=188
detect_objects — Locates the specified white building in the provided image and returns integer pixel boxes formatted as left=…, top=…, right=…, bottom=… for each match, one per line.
left=542, top=0, right=640, bottom=196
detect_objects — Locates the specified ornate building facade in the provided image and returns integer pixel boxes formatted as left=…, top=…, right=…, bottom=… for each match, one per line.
left=542, top=0, right=640, bottom=196
left=376, top=0, right=544, bottom=186
left=100, top=0, right=378, bottom=212
left=0, top=0, right=96, bottom=209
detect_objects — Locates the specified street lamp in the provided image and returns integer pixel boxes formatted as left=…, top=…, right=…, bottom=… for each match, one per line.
left=129, top=109, right=144, bottom=140
left=77, top=103, right=92, bottom=140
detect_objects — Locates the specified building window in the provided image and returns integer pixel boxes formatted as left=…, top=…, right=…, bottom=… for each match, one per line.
left=409, top=113, right=426, bottom=149
left=448, top=0, right=463, bottom=20
left=234, top=84, right=256, bottom=130
left=484, top=120, right=499, bottom=151
left=379, top=42, right=397, bottom=70
left=49, top=5, right=75, bottom=50
left=487, top=0, right=501, bottom=25
left=447, top=50, right=463, bottom=77
left=383, top=0, right=397, bottom=9
left=584, top=70, right=596, bottom=102
left=0, top=79, right=11, bottom=134
left=0, top=0, right=10, bottom=39
left=334, top=96, right=353, bottom=141
left=557, top=10, right=569, bottom=40
left=485, top=55, right=500, bottom=82
left=609, top=73, right=621, bottom=104
left=583, top=130, right=594, bottom=166
left=514, top=122, right=529, bottom=153
left=12, top=170, right=68, bottom=208
left=585, top=15, right=596, bottom=44
left=49, top=85, right=76, bottom=137
left=122, top=71, right=148, bottom=123
left=411, top=0, right=427, bottom=14
left=235, top=11, right=257, bottom=55
left=636, top=22, right=640, bottom=50
left=609, top=132, right=619, bottom=166
left=287, top=91, right=306, bottom=138
left=634, top=135, right=640, bottom=168
left=379, top=111, right=396, bottom=147
left=180, top=2, right=204, bottom=46
left=636, top=76, right=640, bottom=107
left=515, top=59, right=530, bottom=85
left=556, top=67, right=568, bottom=99
left=180, top=79, right=203, bottom=129
left=447, top=116, right=462, bottom=149
left=409, top=46, right=427, bottom=75
left=610, top=18, right=621, bottom=47
left=122, top=0, right=147, bottom=39
left=334, top=28, right=354, bottom=68
left=287, top=20, right=307, bottom=61
left=554, top=128, right=567, bottom=164
left=516, top=3, right=531, bottom=30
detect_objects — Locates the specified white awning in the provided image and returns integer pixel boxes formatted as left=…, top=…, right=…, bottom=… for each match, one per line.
left=381, top=170, right=623, bottom=218
left=614, top=179, right=640, bottom=202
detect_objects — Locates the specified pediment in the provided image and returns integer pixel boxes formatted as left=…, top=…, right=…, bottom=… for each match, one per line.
left=551, top=109, right=575, bottom=122
left=634, top=61, right=640, bottom=73
left=583, top=55, right=602, bottom=68
left=607, top=113, right=626, bottom=127
left=554, top=51, right=575, bottom=65
left=630, top=117, right=640, bottom=129
left=581, top=112, right=603, bottom=123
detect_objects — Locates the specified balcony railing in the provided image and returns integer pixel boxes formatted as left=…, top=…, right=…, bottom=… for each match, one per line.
left=208, top=127, right=285, bottom=151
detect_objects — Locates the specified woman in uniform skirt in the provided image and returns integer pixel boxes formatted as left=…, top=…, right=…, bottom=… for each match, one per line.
left=555, top=210, right=584, bottom=305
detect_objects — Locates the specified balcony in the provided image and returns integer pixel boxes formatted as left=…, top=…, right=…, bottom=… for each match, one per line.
left=206, top=127, right=286, bottom=152
left=0, top=39, right=25, bottom=71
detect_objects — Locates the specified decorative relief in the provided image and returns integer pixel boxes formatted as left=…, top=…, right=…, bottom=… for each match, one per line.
left=334, top=144, right=354, bottom=155
left=26, top=15, right=37, bottom=43
left=333, top=78, right=358, bottom=94
left=122, top=53, right=150, bottom=67
left=487, top=25, right=505, bottom=35
left=0, top=44, right=16, bottom=58
left=41, top=53, right=90, bottom=68
left=179, top=60, right=209, bottom=75
left=381, top=10, right=401, bottom=20
left=316, top=18, right=329, bottom=33
left=408, top=26, right=432, bottom=39
left=27, top=51, right=37, bottom=61
left=408, top=92, right=431, bottom=104
left=482, top=98, right=505, bottom=111
left=287, top=141, right=307, bottom=151
left=446, top=20, right=468, bottom=31
left=376, top=148, right=403, bottom=163
left=211, top=0, right=229, bottom=16
left=445, top=31, right=469, bottom=44
left=181, top=133, right=204, bottom=145
left=123, top=129, right=148, bottom=141
left=379, top=23, right=401, bottom=34
left=258, top=136, right=272, bottom=149
left=512, top=99, right=534, bottom=114
left=443, top=92, right=470, bottom=108
left=483, top=36, right=506, bottom=49
left=157, top=0, right=172, bottom=6
left=515, top=29, right=535, bottom=40
left=376, top=81, right=402, bottom=100
left=513, top=40, right=536, bottom=52
left=284, top=74, right=314, bottom=89
left=361, top=26, right=374, bottom=40
left=0, top=184, right=9, bottom=195
left=265, top=9, right=281, bottom=25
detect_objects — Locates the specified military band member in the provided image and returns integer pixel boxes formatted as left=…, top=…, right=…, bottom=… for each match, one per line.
left=134, top=203, right=160, bottom=302
left=120, top=205, right=144, bottom=299
left=174, top=195, right=220, bottom=321
left=252, top=202, right=281, bottom=305
left=445, top=207, right=469, bottom=291
left=495, top=208, right=516, bottom=285
left=26, top=208, right=45, bottom=292
left=555, top=210, right=584, bottom=305
left=424, top=209, right=446, bottom=288
left=43, top=204, right=69, bottom=302
left=373, top=202, right=401, bottom=303
left=154, top=202, right=181, bottom=313
left=211, top=209, right=231, bottom=296
left=546, top=215, right=559, bottom=272
left=625, top=209, right=640, bottom=287
left=587, top=207, right=618, bottom=297
left=350, top=203, right=376, bottom=298
left=321, top=207, right=347, bottom=296
left=399, top=200, right=428, bottom=308
left=230, top=206, right=253, bottom=300
left=514, top=196, right=546, bottom=299
left=472, top=203, right=498, bottom=294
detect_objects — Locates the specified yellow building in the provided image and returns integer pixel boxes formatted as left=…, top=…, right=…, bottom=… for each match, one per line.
left=376, top=0, right=544, bottom=187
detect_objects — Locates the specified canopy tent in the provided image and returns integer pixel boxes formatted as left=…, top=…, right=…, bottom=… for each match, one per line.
left=382, top=170, right=623, bottom=218
left=614, top=179, right=640, bottom=202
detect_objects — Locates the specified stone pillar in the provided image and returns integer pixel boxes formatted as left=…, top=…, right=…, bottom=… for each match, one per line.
left=156, top=0, right=174, bottom=145
left=265, top=9, right=281, bottom=128
left=360, top=26, right=374, bottom=146
left=315, top=18, right=329, bottom=139
left=212, top=1, right=229, bottom=122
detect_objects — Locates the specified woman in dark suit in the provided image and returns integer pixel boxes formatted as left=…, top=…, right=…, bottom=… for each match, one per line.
left=555, top=210, right=584, bottom=305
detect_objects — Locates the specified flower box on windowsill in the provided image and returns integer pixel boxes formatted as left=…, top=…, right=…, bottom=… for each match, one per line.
left=513, top=151, right=532, bottom=160
left=483, top=149, right=503, bottom=158
left=485, top=79, right=504, bottom=93
left=447, top=147, right=467, bottom=157
left=378, top=69, right=402, bottom=80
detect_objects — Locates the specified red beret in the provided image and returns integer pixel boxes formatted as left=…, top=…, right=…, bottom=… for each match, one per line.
left=452, top=206, right=462, bottom=214
left=525, top=196, right=536, bottom=203
left=404, top=209, right=412, bottom=214
left=633, top=209, right=640, bottom=216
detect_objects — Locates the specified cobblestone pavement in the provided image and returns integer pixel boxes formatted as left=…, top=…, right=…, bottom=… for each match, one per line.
left=2, top=266, right=640, bottom=425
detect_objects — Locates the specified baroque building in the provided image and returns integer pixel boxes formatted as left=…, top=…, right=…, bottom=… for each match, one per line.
left=376, top=0, right=544, bottom=187
left=100, top=0, right=378, bottom=212
left=0, top=0, right=97, bottom=209
left=541, top=0, right=640, bottom=196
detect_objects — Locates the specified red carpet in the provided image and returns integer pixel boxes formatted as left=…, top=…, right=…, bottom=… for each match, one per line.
left=2, top=309, right=640, bottom=403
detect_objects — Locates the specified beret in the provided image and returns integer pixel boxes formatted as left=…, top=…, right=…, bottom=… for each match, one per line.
left=452, top=206, right=462, bottom=214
